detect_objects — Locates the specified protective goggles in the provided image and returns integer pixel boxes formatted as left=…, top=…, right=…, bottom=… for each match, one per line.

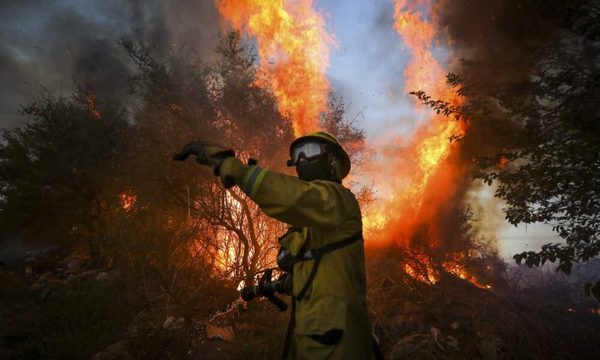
left=287, top=141, right=328, bottom=166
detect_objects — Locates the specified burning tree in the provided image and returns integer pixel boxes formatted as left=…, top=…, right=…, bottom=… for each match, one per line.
left=120, top=32, right=294, bottom=289
left=2, top=1, right=600, bottom=359
left=122, top=31, right=366, bottom=287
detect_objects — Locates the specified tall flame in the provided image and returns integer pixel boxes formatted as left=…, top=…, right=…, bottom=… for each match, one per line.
left=213, top=0, right=487, bottom=288
left=360, top=0, right=489, bottom=287
left=215, top=0, right=333, bottom=136
left=363, top=0, right=467, bottom=249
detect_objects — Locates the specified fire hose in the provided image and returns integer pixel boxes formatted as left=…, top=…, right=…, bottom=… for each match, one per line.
left=240, top=269, right=288, bottom=311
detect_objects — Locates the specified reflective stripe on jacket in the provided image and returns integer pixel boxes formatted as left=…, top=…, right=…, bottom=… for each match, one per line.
left=220, top=157, right=372, bottom=359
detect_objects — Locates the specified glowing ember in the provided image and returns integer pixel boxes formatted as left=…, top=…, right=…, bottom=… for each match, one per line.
left=119, top=191, right=137, bottom=211
left=442, top=260, right=491, bottom=290
left=236, top=280, right=246, bottom=291
left=215, top=0, right=333, bottom=136
left=404, top=263, right=437, bottom=284
left=86, top=93, right=101, bottom=119
left=497, top=155, right=509, bottom=169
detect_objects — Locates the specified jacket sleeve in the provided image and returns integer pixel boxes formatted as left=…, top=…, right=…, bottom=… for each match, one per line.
left=219, top=157, right=352, bottom=228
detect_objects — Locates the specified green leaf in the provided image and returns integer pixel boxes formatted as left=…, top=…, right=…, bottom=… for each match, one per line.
left=513, top=253, right=523, bottom=265
left=557, top=262, right=572, bottom=275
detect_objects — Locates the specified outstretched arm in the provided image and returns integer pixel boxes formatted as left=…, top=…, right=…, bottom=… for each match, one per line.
left=219, top=157, right=353, bottom=228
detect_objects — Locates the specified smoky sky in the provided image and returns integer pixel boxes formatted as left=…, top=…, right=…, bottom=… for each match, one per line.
left=431, top=0, right=585, bottom=161
left=0, top=0, right=221, bottom=129
left=438, top=0, right=579, bottom=101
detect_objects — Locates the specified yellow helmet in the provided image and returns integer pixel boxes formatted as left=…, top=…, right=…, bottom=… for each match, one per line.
left=288, top=131, right=351, bottom=179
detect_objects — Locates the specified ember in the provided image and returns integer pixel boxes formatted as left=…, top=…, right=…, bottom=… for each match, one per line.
left=86, top=93, right=101, bottom=119
left=119, top=191, right=137, bottom=211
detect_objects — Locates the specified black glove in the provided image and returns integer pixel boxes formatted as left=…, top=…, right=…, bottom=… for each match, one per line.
left=173, top=141, right=235, bottom=176
left=274, top=272, right=292, bottom=295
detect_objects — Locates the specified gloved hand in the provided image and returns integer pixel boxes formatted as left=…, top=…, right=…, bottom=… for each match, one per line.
left=275, top=272, right=293, bottom=295
left=173, top=140, right=235, bottom=176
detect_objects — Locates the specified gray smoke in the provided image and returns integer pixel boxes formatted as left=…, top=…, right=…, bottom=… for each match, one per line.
left=432, top=0, right=585, bottom=161
left=430, top=0, right=588, bottom=255
left=438, top=0, right=573, bottom=90
left=0, top=0, right=221, bottom=128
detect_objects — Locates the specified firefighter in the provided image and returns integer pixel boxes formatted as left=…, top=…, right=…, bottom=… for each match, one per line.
left=175, top=131, right=373, bottom=359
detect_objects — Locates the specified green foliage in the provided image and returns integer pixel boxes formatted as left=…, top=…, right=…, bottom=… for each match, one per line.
left=0, top=93, right=130, bottom=262
left=477, top=4, right=600, bottom=272
left=514, top=244, right=576, bottom=275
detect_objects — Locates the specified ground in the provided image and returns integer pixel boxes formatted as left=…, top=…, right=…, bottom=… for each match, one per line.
left=1, top=251, right=600, bottom=359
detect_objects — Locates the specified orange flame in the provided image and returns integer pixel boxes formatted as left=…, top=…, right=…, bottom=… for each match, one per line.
left=215, top=0, right=333, bottom=136
left=364, top=0, right=466, bottom=243
left=442, top=256, right=492, bottom=289
left=214, top=0, right=486, bottom=288
left=361, top=0, right=482, bottom=286
left=119, top=191, right=137, bottom=211
left=498, top=155, right=509, bottom=169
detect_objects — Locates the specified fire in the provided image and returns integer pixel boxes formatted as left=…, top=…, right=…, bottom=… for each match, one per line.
left=404, top=264, right=437, bottom=284
left=215, top=0, right=333, bottom=136
left=363, top=0, right=466, bottom=245
left=401, top=251, right=492, bottom=289
left=442, top=258, right=492, bottom=289
left=86, top=93, right=101, bottom=119
left=403, top=253, right=439, bottom=284
left=119, top=191, right=137, bottom=211
left=214, top=0, right=486, bottom=288
left=359, top=0, right=487, bottom=287
left=498, top=155, right=509, bottom=169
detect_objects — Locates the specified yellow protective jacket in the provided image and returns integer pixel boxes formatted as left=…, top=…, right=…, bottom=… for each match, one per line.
left=220, top=157, right=372, bottom=360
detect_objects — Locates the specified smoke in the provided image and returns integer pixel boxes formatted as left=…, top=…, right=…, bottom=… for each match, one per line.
left=436, top=0, right=581, bottom=157
left=438, top=1, right=560, bottom=81
left=432, top=0, right=582, bottom=252
left=0, top=0, right=221, bottom=129
left=361, top=0, right=586, bottom=264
